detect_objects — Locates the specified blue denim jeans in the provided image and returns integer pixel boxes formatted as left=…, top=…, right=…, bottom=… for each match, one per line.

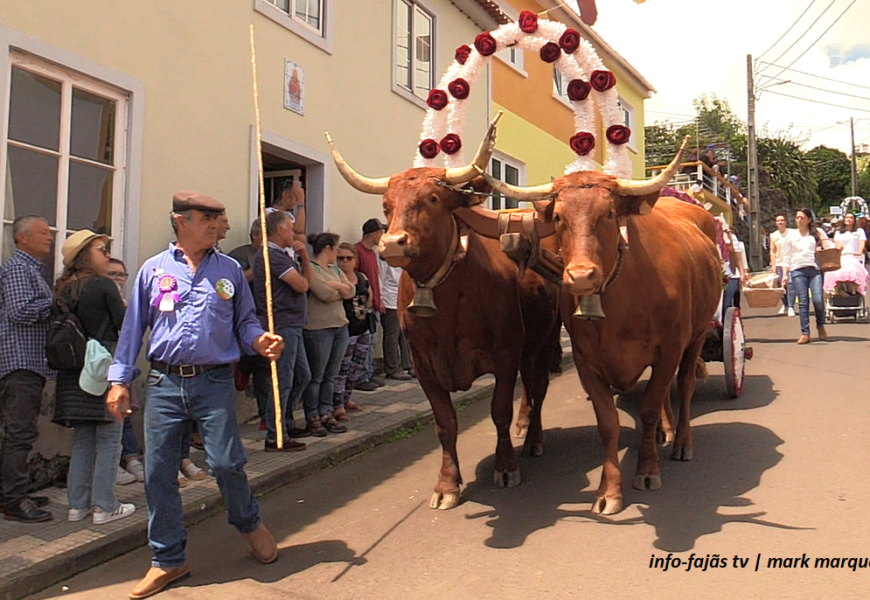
left=776, top=266, right=796, bottom=309
left=121, top=416, right=140, bottom=460
left=302, top=327, right=350, bottom=419
left=67, top=419, right=123, bottom=512
left=262, top=327, right=309, bottom=442
left=790, top=266, right=825, bottom=335
left=143, top=365, right=260, bottom=569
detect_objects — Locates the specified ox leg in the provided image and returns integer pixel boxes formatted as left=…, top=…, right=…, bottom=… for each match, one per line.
left=422, top=381, right=463, bottom=511
left=671, top=337, right=705, bottom=461
left=492, top=371, right=522, bottom=489
left=515, top=385, right=531, bottom=439
left=633, top=358, right=680, bottom=492
left=518, top=351, right=551, bottom=458
left=658, top=396, right=676, bottom=446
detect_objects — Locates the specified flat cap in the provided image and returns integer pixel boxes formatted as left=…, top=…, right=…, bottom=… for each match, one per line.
left=172, top=190, right=225, bottom=214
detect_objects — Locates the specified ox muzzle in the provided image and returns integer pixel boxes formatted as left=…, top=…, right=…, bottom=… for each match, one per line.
left=378, top=232, right=413, bottom=269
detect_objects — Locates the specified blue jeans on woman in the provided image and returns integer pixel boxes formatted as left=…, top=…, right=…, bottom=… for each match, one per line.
left=67, top=419, right=123, bottom=512
left=790, top=266, right=825, bottom=335
left=144, top=365, right=260, bottom=569
left=775, top=266, right=796, bottom=309
left=302, top=327, right=350, bottom=420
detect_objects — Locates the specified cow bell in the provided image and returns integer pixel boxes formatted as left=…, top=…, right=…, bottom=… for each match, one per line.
left=573, top=294, right=606, bottom=321
left=408, top=286, right=438, bottom=317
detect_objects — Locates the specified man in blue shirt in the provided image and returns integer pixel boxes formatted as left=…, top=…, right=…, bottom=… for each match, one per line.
left=106, top=191, right=285, bottom=600
left=0, top=216, right=54, bottom=524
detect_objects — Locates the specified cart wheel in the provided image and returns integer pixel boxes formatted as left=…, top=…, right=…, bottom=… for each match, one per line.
left=723, top=306, right=745, bottom=398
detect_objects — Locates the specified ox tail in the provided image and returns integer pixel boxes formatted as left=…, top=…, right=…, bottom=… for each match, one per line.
left=695, top=357, right=708, bottom=381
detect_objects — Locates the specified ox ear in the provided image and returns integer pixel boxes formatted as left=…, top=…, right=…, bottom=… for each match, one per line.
left=533, top=199, right=555, bottom=222
left=614, top=191, right=660, bottom=218
left=459, top=176, right=492, bottom=207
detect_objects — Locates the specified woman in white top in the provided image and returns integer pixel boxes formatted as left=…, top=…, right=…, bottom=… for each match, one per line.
left=784, top=208, right=828, bottom=344
left=769, top=215, right=796, bottom=316
left=823, top=212, right=868, bottom=298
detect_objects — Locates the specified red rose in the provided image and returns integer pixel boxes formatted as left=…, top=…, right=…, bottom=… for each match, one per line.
left=606, top=125, right=631, bottom=145
left=448, top=78, right=470, bottom=100
left=570, top=132, right=595, bottom=156
left=474, top=32, right=497, bottom=57
left=590, top=69, right=617, bottom=91
left=427, top=89, right=448, bottom=110
left=455, top=44, right=472, bottom=65
left=518, top=10, right=538, bottom=33
left=559, top=29, right=581, bottom=53
left=440, top=133, right=462, bottom=155
left=567, top=79, right=592, bottom=102
left=540, top=42, right=561, bottom=64
left=419, top=139, right=440, bottom=159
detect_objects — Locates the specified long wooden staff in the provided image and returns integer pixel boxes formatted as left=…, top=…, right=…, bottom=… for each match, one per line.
left=250, top=24, right=284, bottom=448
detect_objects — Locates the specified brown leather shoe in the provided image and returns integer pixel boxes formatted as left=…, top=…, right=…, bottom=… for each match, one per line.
left=797, top=335, right=810, bottom=345
left=818, top=326, right=828, bottom=341
left=242, top=524, right=278, bottom=564
left=129, top=565, right=190, bottom=599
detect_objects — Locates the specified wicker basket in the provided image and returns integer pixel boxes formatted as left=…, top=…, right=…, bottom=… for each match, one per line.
left=815, top=246, right=841, bottom=273
left=743, top=288, right=785, bottom=309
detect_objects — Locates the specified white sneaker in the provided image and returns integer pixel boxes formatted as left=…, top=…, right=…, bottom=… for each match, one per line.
left=92, top=502, right=136, bottom=525
left=125, top=459, right=145, bottom=482
left=180, top=460, right=206, bottom=481
left=116, top=466, right=136, bottom=485
left=788, top=308, right=796, bottom=317
left=68, top=508, right=92, bottom=522
left=777, top=306, right=787, bottom=315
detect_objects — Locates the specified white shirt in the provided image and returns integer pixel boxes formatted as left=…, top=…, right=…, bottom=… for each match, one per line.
left=378, top=256, right=402, bottom=310
left=834, top=229, right=867, bottom=255
left=789, top=230, right=827, bottom=270
left=769, top=228, right=795, bottom=267
left=724, top=236, right=747, bottom=279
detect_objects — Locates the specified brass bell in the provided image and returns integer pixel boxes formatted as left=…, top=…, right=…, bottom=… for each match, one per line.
left=573, top=294, right=606, bottom=321
left=408, top=286, right=439, bottom=317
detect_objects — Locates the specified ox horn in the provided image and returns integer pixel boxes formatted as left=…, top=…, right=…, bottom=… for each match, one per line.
left=325, top=132, right=390, bottom=195
left=481, top=173, right=555, bottom=200
left=615, top=135, right=691, bottom=197
left=442, top=111, right=504, bottom=185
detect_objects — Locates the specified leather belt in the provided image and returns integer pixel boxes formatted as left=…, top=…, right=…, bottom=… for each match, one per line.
left=150, top=361, right=227, bottom=378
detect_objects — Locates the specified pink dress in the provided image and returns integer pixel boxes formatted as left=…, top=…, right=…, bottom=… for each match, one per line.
left=823, top=229, right=868, bottom=296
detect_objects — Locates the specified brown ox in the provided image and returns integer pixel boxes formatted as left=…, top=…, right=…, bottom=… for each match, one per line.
left=326, top=124, right=560, bottom=510
left=486, top=141, right=721, bottom=515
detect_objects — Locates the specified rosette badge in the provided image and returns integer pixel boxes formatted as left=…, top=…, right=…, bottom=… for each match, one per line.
left=439, top=134, right=462, bottom=155
left=570, top=132, right=595, bottom=156
left=419, top=138, right=440, bottom=159
left=606, top=125, right=631, bottom=145
left=152, top=274, right=180, bottom=310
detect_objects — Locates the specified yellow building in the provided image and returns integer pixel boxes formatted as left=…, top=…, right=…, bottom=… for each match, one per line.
left=469, top=0, right=655, bottom=208
left=0, top=0, right=493, bottom=275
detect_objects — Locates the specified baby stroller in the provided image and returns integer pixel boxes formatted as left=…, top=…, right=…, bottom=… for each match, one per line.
left=825, top=254, right=869, bottom=323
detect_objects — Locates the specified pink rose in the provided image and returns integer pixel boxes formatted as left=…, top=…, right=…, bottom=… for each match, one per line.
left=606, top=125, right=631, bottom=145
left=419, top=139, right=440, bottom=159
left=570, top=132, right=595, bottom=156
left=474, top=32, right=497, bottom=57
left=448, top=78, right=470, bottom=100
left=426, top=89, right=448, bottom=110
left=540, top=42, right=561, bottom=64
left=440, top=134, right=462, bottom=155
left=567, top=79, right=592, bottom=102
left=455, top=45, right=472, bottom=65
left=590, top=70, right=617, bottom=91
left=559, top=29, right=581, bottom=53
left=518, top=10, right=539, bottom=33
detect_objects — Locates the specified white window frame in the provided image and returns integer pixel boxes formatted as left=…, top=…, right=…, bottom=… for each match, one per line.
left=496, top=46, right=526, bottom=77
left=488, top=151, right=526, bottom=211
left=552, top=69, right=572, bottom=108
left=255, top=0, right=334, bottom=55
left=617, top=95, right=637, bottom=153
left=0, top=33, right=143, bottom=280
left=392, top=0, right=438, bottom=110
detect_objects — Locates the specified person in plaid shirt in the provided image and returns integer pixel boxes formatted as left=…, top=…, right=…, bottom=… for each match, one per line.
left=0, top=215, right=55, bottom=523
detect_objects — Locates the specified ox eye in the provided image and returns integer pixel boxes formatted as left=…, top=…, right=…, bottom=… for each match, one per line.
left=553, top=214, right=561, bottom=223
left=608, top=210, right=615, bottom=219
left=429, top=195, right=438, bottom=205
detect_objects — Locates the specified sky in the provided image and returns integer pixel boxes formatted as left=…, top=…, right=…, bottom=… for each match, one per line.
left=577, top=0, right=870, bottom=155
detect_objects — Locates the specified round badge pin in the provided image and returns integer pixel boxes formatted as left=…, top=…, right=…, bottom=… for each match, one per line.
left=216, top=278, right=235, bottom=300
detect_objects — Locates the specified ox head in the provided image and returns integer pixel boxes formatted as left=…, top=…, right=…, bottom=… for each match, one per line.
left=484, top=137, right=690, bottom=318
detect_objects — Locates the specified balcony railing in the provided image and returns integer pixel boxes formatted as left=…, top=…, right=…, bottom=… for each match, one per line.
left=646, top=161, right=748, bottom=220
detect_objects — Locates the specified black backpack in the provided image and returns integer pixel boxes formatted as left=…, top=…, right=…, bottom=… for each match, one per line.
left=45, top=299, right=87, bottom=371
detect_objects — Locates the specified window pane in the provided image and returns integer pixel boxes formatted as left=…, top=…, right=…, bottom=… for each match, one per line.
left=490, top=159, right=502, bottom=210
left=505, top=165, right=519, bottom=186
left=68, top=160, right=112, bottom=234
left=396, top=1, right=411, bottom=90
left=268, top=0, right=290, bottom=12
left=295, top=0, right=321, bottom=30
left=553, top=69, right=563, bottom=96
left=6, top=146, right=58, bottom=226
left=414, top=8, right=432, bottom=99
left=71, top=88, right=116, bottom=165
left=8, top=67, right=62, bottom=152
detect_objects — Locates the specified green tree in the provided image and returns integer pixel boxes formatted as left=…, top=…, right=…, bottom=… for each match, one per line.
left=756, top=127, right=819, bottom=211
left=857, top=156, right=870, bottom=200
left=806, top=146, right=851, bottom=209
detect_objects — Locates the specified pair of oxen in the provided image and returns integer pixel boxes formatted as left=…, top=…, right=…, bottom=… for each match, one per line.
left=326, top=119, right=722, bottom=516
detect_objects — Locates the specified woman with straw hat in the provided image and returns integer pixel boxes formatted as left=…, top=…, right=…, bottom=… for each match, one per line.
left=52, top=229, right=135, bottom=525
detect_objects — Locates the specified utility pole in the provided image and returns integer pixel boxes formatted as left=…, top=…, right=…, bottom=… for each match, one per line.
left=746, top=54, right=762, bottom=271
left=850, top=117, right=858, bottom=197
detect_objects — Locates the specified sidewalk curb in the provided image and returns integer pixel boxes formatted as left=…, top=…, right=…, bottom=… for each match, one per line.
left=1, top=355, right=572, bottom=600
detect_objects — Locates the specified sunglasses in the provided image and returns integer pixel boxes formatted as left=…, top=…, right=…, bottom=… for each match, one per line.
left=94, top=245, right=110, bottom=256
left=337, top=256, right=354, bottom=261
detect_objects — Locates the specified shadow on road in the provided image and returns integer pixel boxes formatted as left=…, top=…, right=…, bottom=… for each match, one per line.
left=747, top=335, right=870, bottom=344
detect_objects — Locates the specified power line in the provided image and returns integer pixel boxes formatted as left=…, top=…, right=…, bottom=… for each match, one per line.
left=764, top=89, right=870, bottom=113
left=759, top=77, right=870, bottom=103
left=756, top=61, right=870, bottom=92
left=756, top=0, right=819, bottom=61
left=755, top=0, right=838, bottom=77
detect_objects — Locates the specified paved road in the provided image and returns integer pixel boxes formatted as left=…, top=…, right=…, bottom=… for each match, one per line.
left=29, top=311, right=870, bottom=600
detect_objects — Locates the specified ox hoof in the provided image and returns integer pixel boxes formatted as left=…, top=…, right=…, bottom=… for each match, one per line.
left=522, top=442, right=544, bottom=458
left=514, top=426, right=528, bottom=439
left=591, top=496, right=623, bottom=515
left=671, top=444, right=693, bottom=461
left=632, top=474, right=662, bottom=491
left=493, top=469, right=521, bottom=489
left=430, top=492, right=460, bottom=510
